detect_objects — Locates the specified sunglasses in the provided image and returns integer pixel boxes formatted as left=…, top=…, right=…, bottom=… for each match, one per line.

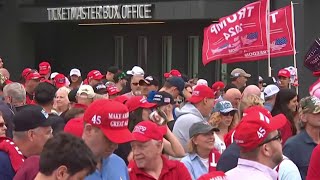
left=259, top=131, right=282, bottom=146
left=220, top=111, right=236, bottom=116
left=131, top=82, right=140, bottom=86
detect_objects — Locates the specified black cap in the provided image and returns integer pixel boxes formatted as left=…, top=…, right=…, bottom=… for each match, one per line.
left=107, top=66, right=119, bottom=74
left=92, top=83, right=108, bottom=95
left=152, top=91, right=174, bottom=107
left=166, top=77, right=185, bottom=95
left=262, top=77, right=277, bottom=87
left=13, top=105, right=54, bottom=132
left=139, top=75, right=159, bottom=86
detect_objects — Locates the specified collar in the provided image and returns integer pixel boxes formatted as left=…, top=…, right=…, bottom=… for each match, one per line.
left=301, top=129, right=318, bottom=144
left=238, top=158, right=278, bottom=179
left=189, top=153, right=199, bottom=161
left=133, top=155, right=177, bottom=178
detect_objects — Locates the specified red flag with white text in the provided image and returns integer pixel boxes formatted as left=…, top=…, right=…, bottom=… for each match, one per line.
left=202, top=0, right=268, bottom=65
left=223, top=5, right=295, bottom=63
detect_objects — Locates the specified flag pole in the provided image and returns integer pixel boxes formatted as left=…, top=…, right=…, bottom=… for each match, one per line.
left=291, top=1, right=298, bottom=94
left=267, top=0, right=271, bottom=77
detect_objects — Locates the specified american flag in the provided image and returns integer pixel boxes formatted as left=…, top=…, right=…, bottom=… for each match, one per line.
left=211, top=43, right=229, bottom=54
left=271, top=37, right=287, bottom=51
left=241, top=32, right=258, bottom=45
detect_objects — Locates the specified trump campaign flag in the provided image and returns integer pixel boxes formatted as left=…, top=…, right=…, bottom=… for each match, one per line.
left=223, top=5, right=295, bottom=63
left=202, top=0, right=268, bottom=65
left=304, top=38, right=320, bottom=72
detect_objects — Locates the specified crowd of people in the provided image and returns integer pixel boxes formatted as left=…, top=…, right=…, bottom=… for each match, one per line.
left=0, top=59, right=319, bottom=180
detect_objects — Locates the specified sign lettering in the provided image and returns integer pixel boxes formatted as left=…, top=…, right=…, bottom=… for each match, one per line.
left=47, top=4, right=153, bottom=21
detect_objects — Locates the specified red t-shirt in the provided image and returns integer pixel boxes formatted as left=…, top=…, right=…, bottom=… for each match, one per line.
left=279, top=120, right=293, bottom=145
left=128, top=155, right=192, bottom=180
left=307, top=144, right=320, bottom=180
left=208, top=148, right=221, bottom=172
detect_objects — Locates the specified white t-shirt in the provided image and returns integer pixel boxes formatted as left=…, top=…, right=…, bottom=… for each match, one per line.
left=198, top=156, right=209, bottom=170
left=214, top=133, right=226, bottom=154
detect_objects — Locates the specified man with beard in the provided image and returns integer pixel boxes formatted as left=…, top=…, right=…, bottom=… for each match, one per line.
left=226, top=109, right=287, bottom=180
left=82, top=99, right=133, bottom=180
left=123, top=66, right=145, bottom=98
left=113, top=71, right=128, bottom=94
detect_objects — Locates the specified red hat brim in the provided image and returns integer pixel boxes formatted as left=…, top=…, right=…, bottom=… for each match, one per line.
left=101, top=128, right=133, bottom=144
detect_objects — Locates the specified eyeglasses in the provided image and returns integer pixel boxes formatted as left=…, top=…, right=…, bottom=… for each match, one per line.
left=131, top=82, right=140, bottom=86
left=220, top=111, right=236, bottom=116
left=259, top=131, right=282, bottom=146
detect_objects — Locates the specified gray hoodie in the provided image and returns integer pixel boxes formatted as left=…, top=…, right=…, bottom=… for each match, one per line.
left=172, top=103, right=206, bottom=151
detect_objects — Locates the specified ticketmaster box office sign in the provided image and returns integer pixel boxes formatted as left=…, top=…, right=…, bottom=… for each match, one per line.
left=47, top=4, right=153, bottom=21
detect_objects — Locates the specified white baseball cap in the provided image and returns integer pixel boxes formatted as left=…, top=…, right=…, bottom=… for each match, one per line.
left=196, top=79, right=208, bottom=86
left=50, top=72, right=59, bottom=80
left=126, top=66, right=144, bottom=76
left=264, top=84, right=280, bottom=98
left=70, top=68, right=81, bottom=77
left=77, top=85, right=95, bottom=99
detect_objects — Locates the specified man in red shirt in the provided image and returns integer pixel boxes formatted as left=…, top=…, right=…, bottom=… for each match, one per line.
left=24, top=70, right=41, bottom=104
left=307, top=144, right=320, bottom=180
left=128, top=120, right=191, bottom=180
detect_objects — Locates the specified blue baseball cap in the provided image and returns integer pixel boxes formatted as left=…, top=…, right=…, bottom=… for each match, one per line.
left=214, top=100, right=237, bottom=113
left=166, top=77, right=185, bottom=96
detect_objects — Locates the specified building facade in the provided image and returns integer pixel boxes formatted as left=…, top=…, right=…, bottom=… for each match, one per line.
left=0, top=0, right=315, bottom=96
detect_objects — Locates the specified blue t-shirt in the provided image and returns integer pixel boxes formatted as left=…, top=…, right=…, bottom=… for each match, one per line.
left=85, top=153, right=129, bottom=180
left=0, top=151, right=15, bottom=180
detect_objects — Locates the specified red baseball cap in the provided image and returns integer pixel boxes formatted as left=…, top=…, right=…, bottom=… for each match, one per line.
left=87, top=70, right=104, bottom=81
left=278, top=69, right=290, bottom=78
left=114, top=95, right=129, bottom=104
left=212, top=81, right=225, bottom=91
left=164, top=69, right=182, bottom=78
left=234, top=106, right=287, bottom=152
left=132, top=121, right=167, bottom=142
left=26, top=71, right=41, bottom=81
left=39, top=62, right=51, bottom=75
left=64, top=117, right=84, bottom=138
left=187, top=85, right=215, bottom=104
left=21, top=68, right=32, bottom=79
left=83, top=99, right=132, bottom=143
left=53, top=73, right=66, bottom=88
left=198, top=171, right=227, bottom=180
left=313, top=71, right=320, bottom=76
left=125, top=96, right=156, bottom=112
left=107, top=86, right=120, bottom=96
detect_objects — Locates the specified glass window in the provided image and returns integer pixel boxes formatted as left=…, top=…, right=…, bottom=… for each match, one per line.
left=138, top=36, right=147, bottom=71
left=162, top=36, right=172, bottom=77
left=114, top=36, right=123, bottom=69
left=188, top=36, right=200, bottom=78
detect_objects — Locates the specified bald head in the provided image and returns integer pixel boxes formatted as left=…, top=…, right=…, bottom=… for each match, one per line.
left=0, top=68, right=10, bottom=79
left=242, top=85, right=261, bottom=99
left=224, top=88, right=241, bottom=108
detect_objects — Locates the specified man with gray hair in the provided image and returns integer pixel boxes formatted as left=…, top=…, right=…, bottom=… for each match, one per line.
left=3, top=82, right=26, bottom=110
left=0, top=82, right=27, bottom=137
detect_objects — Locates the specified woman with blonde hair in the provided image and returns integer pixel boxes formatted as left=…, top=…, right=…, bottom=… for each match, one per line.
left=181, top=121, right=219, bottom=180
left=223, top=94, right=264, bottom=148
left=209, top=100, right=237, bottom=153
